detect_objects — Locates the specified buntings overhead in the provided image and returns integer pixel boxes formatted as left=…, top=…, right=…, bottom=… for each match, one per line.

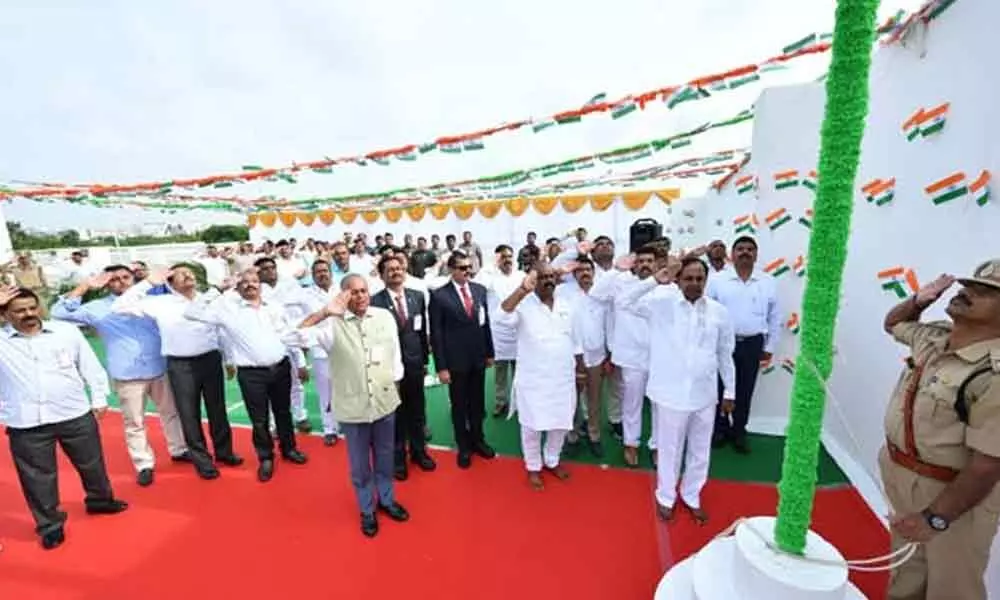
left=0, top=9, right=927, bottom=208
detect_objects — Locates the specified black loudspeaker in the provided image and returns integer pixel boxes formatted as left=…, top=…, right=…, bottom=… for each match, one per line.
left=629, top=218, right=662, bottom=252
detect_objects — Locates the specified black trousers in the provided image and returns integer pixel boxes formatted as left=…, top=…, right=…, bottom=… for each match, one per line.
left=448, top=368, right=486, bottom=453
left=716, top=334, right=765, bottom=440
left=236, top=358, right=296, bottom=461
left=166, top=350, right=233, bottom=468
left=7, top=412, right=114, bottom=535
left=395, top=365, right=427, bottom=459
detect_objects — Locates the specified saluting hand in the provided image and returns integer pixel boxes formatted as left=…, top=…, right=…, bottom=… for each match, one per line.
left=0, top=285, right=19, bottom=306
left=915, top=274, right=955, bottom=307
left=615, top=254, right=635, bottom=272
left=87, top=272, right=112, bottom=290
left=147, top=268, right=172, bottom=286
left=521, top=270, right=538, bottom=292
left=325, top=290, right=350, bottom=317
left=653, top=257, right=681, bottom=285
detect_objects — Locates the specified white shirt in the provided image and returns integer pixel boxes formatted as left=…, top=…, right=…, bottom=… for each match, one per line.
left=281, top=284, right=336, bottom=358
left=494, top=293, right=580, bottom=431
left=706, top=267, right=781, bottom=353
left=112, top=280, right=223, bottom=358
left=477, top=268, right=526, bottom=361
left=275, top=255, right=307, bottom=282
left=62, top=260, right=97, bottom=286
left=0, top=321, right=110, bottom=428
left=350, top=254, right=373, bottom=277
left=185, top=290, right=304, bottom=368
left=622, top=279, right=737, bottom=411
left=590, top=270, right=650, bottom=370
left=557, top=284, right=609, bottom=367
left=198, top=256, right=229, bottom=287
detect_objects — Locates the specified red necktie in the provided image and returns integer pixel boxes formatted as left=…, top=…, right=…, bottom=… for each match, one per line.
left=460, top=285, right=474, bottom=317
left=394, top=293, right=407, bottom=325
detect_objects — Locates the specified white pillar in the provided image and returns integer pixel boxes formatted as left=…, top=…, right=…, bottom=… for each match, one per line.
left=0, top=202, right=14, bottom=263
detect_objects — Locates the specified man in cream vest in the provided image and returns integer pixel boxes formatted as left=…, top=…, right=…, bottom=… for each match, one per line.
left=299, top=273, right=410, bottom=538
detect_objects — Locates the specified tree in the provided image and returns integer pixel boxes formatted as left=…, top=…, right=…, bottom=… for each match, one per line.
left=200, top=224, right=249, bottom=244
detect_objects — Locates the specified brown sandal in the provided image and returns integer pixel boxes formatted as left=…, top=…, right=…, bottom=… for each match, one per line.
left=527, top=472, right=544, bottom=491
left=656, top=503, right=674, bottom=522
left=545, top=465, right=570, bottom=481
left=688, top=506, right=708, bottom=525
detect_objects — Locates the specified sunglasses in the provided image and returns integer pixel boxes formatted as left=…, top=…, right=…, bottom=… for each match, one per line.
left=454, top=265, right=472, bottom=271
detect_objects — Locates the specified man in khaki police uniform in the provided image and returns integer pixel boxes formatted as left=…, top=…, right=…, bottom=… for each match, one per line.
left=881, top=259, right=1000, bottom=600
left=298, top=274, right=410, bottom=538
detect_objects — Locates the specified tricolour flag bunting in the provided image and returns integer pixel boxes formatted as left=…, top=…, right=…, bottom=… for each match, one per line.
left=802, top=170, right=818, bottom=190
left=761, top=358, right=775, bottom=375
left=781, top=359, right=796, bottom=375
left=766, top=207, right=792, bottom=231
left=735, top=175, right=756, bottom=195
left=919, top=102, right=949, bottom=137
left=733, top=214, right=759, bottom=235
left=925, top=171, right=967, bottom=205
left=799, top=208, right=813, bottom=229
left=774, top=169, right=800, bottom=190
left=765, top=258, right=791, bottom=278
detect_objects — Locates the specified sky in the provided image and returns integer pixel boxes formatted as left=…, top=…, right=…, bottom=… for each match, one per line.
left=0, top=0, right=925, bottom=230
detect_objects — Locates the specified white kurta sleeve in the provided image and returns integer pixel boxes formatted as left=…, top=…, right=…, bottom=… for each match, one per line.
left=110, top=280, right=154, bottom=316
left=618, top=278, right=661, bottom=318
left=716, top=305, right=737, bottom=399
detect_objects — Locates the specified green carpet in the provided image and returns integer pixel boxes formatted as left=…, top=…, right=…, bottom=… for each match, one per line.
left=88, top=337, right=847, bottom=485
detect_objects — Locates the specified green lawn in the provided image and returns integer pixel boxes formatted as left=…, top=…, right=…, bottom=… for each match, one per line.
left=88, top=337, right=847, bottom=485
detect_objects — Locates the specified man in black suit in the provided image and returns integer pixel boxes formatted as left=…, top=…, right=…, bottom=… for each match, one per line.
left=371, top=255, right=437, bottom=480
left=429, top=252, right=496, bottom=469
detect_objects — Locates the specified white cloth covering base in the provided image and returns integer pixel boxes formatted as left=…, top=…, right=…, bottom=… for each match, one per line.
left=654, top=516, right=866, bottom=600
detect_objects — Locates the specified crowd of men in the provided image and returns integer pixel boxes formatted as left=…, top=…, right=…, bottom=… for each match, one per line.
left=3, top=227, right=999, bottom=599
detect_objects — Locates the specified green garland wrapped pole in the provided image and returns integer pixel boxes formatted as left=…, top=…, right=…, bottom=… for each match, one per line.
left=774, top=0, right=880, bottom=554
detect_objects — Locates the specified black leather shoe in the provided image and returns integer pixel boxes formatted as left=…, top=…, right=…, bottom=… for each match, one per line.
left=394, top=464, right=408, bottom=481
left=588, top=440, right=604, bottom=458
left=195, top=464, right=220, bottom=480
left=473, top=442, right=496, bottom=459
left=282, top=449, right=308, bottom=465
left=258, top=460, right=274, bottom=482
left=712, top=434, right=729, bottom=449
left=40, top=527, right=65, bottom=550
left=733, top=437, right=750, bottom=454
left=412, top=452, right=437, bottom=471
left=85, top=498, right=129, bottom=515
left=457, top=451, right=472, bottom=469
left=295, top=420, right=312, bottom=433
left=378, top=502, right=410, bottom=522
left=137, top=468, right=154, bottom=487
left=323, top=434, right=338, bottom=447
left=216, top=454, right=244, bottom=467
left=170, top=451, right=193, bottom=463
left=361, top=512, right=378, bottom=537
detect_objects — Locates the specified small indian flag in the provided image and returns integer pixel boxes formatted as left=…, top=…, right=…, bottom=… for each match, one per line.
left=786, top=312, right=801, bottom=334
left=802, top=170, right=818, bottom=190
left=531, top=119, right=556, bottom=133
left=783, top=33, right=819, bottom=54
left=781, top=359, right=796, bottom=375
left=969, top=169, right=991, bottom=207
left=665, top=85, right=710, bottom=109
left=901, top=108, right=924, bottom=141
left=765, top=258, right=790, bottom=278
left=919, top=102, right=949, bottom=137
left=793, top=255, right=807, bottom=277
left=462, top=138, right=485, bottom=151
left=925, top=172, right=967, bottom=205
left=766, top=208, right=792, bottom=231
left=727, top=72, right=761, bottom=89
left=774, top=169, right=800, bottom=190
left=735, top=175, right=756, bottom=194
left=877, top=266, right=920, bottom=299
left=369, top=156, right=390, bottom=166
left=439, top=142, right=463, bottom=154
left=761, top=358, right=775, bottom=374
left=733, top=214, right=758, bottom=235
left=395, top=150, right=418, bottom=161
left=863, top=177, right=896, bottom=206
left=611, top=98, right=638, bottom=119
left=799, top=208, right=813, bottom=228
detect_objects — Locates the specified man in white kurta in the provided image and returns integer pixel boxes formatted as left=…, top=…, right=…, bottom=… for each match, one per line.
left=622, top=257, right=736, bottom=523
left=496, top=266, right=581, bottom=490
left=476, top=244, right=525, bottom=416
left=590, top=245, right=661, bottom=467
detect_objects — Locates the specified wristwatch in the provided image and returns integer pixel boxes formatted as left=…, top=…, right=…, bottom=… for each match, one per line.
left=921, top=509, right=949, bottom=531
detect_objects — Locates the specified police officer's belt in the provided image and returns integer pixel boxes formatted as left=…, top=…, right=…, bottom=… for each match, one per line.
left=886, top=440, right=959, bottom=482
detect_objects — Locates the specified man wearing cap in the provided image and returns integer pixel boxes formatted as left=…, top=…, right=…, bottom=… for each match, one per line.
left=880, top=260, right=1000, bottom=600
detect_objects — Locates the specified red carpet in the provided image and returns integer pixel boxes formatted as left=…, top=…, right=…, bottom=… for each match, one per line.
left=0, top=420, right=887, bottom=600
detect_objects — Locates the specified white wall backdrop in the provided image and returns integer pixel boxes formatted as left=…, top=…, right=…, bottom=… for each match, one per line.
left=701, top=0, right=1000, bottom=593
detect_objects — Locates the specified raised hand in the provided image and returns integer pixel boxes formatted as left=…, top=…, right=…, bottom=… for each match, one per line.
left=147, top=268, right=173, bottom=285
left=521, top=270, right=538, bottom=292
left=915, top=274, right=955, bottom=307
left=615, top=254, right=636, bottom=271
left=576, top=241, right=592, bottom=255
left=653, top=256, right=682, bottom=285
left=0, top=284, right=19, bottom=306
left=87, top=272, right=112, bottom=290
left=559, top=261, right=580, bottom=276
left=325, top=290, right=350, bottom=317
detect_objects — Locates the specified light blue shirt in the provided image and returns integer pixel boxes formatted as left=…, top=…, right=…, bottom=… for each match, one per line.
left=51, top=294, right=167, bottom=381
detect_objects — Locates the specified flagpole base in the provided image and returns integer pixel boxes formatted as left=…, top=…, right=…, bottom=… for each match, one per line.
left=654, top=516, right=867, bottom=599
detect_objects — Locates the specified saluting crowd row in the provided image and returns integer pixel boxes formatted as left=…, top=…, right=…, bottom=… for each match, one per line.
left=3, top=228, right=998, bottom=600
